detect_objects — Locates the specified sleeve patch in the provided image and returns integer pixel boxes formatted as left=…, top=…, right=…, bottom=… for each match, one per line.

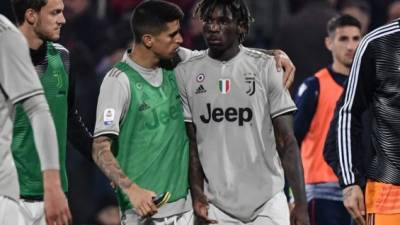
left=104, top=108, right=115, bottom=126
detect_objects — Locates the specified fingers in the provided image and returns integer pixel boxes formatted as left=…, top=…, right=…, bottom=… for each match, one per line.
left=45, top=206, right=72, bottom=225
left=196, top=204, right=217, bottom=224
left=284, top=65, right=295, bottom=89
left=345, top=203, right=365, bottom=225
left=276, top=57, right=283, bottom=72
left=137, top=200, right=157, bottom=218
left=275, top=55, right=295, bottom=89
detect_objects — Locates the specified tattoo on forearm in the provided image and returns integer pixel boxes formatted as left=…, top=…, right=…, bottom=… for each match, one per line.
left=93, top=137, right=132, bottom=190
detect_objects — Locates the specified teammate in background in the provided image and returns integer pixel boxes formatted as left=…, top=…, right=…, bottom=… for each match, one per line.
left=9, top=0, right=93, bottom=224
left=325, top=17, right=400, bottom=225
left=92, top=0, right=296, bottom=224
left=294, top=15, right=361, bottom=225
left=0, top=13, right=70, bottom=225
left=176, top=0, right=309, bottom=224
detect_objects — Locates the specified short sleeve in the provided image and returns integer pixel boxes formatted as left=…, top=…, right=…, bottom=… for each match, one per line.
left=0, top=30, right=43, bottom=104
left=266, top=58, right=297, bottom=118
left=93, top=70, right=130, bottom=137
left=175, top=65, right=192, bottom=122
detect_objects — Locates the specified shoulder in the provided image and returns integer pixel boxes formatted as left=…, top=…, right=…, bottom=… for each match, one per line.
left=242, top=47, right=275, bottom=68
left=296, top=75, right=319, bottom=97
left=178, top=51, right=208, bottom=67
left=104, top=66, right=127, bottom=80
left=52, top=42, right=70, bottom=56
left=0, top=19, right=26, bottom=47
left=0, top=15, right=19, bottom=34
left=357, top=21, right=400, bottom=54
left=177, top=47, right=206, bottom=63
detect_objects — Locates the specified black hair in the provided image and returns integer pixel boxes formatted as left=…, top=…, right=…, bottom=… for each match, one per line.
left=194, top=0, right=254, bottom=43
left=130, top=0, right=184, bottom=43
left=327, top=14, right=362, bottom=36
left=10, top=0, right=48, bottom=25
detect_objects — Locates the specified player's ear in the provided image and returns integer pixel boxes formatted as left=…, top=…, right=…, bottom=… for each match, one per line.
left=25, top=8, right=37, bottom=25
left=142, top=34, right=153, bottom=48
left=237, top=21, right=247, bottom=35
left=325, top=36, right=333, bottom=51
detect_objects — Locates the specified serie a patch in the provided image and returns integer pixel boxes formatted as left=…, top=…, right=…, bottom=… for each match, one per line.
left=104, top=108, right=115, bottom=126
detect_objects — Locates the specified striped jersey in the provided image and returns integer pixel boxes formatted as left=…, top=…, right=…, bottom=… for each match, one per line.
left=176, top=46, right=296, bottom=222
left=0, top=14, right=44, bottom=200
left=332, top=19, right=400, bottom=186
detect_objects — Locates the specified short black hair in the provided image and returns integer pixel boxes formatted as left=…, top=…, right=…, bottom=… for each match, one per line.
left=130, top=0, right=184, bottom=43
left=10, top=0, right=48, bottom=25
left=327, top=14, right=362, bottom=36
left=194, top=0, right=254, bottom=43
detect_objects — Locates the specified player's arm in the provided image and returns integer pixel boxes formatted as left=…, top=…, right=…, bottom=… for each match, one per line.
left=57, top=46, right=94, bottom=162
left=0, top=29, right=71, bottom=225
left=253, top=48, right=295, bottom=88
left=92, top=135, right=156, bottom=216
left=92, top=73, right=157, bottom=217
left=294, top=77, right=319, bottom=144
left=174, top=64, right=217, bottom=224
left=186, top=123, right=217, bottom=224
left=265, top=56, right=308, bottom=225
left=272, top=114, right=309, bottom=225
left=334, top=36, right=375, bottom=225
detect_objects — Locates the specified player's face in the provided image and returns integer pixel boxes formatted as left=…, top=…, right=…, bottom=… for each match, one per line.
left=326, top=26, right=361, bottom=68
left=33, top=0, right=66, bottom=41
left=202, top=5, right=241, bottom=53
left=151, top=20, right=183, bottom=60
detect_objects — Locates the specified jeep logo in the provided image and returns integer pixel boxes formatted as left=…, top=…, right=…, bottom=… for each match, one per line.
left=144, top=102, right=181, bottom=129
left=200, top=103, right=253, bottom=126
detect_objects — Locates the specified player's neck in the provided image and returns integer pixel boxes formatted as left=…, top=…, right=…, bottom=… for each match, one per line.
left=129, top=44, right=160, bottom=69
left=208, top=45, right=240, bottom=62
left=18, top=24, right=44, bottom=50
left=332, top=61, right=350, bottom=76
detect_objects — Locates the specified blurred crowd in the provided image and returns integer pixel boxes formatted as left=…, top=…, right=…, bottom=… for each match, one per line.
left=1, top=0, right=400, bottom=224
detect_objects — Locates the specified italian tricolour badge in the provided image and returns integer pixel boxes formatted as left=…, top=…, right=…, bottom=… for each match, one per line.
left=219, top=79, right=231, bottom=94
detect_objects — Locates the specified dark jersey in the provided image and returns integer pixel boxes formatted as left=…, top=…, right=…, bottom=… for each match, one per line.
left=327, top=20, right=400, bottom=187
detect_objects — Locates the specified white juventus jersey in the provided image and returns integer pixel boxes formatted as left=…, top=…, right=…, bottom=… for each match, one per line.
left=175, top=46, right=296, bottom=222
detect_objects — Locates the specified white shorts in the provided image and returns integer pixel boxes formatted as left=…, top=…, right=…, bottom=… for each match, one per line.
left=0, top=196, right=25, bottom=225
left=121, top=209, right=194, bottom=225
left=206, top=191, right=290, bottom=225
left=18, top=200, right=46, bottom=225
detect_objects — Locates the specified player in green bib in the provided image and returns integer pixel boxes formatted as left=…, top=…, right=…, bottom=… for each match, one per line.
left=92, top=1, right=192, bottom=224
left=12, top=41, right=69, bottom=196
left=112, top=62, right=189, bottom=213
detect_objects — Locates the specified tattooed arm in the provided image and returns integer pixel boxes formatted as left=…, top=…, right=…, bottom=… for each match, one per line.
left=186, top=122, right=217, bottom=224
left=272, top=114, right=309, bottom=225
left=92, top=136, right=157, bottom=216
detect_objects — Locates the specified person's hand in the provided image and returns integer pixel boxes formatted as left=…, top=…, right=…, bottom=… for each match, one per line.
left=193, top=194, right=217, bottom=224
left=125, top=184, right=157, bottom=217
left=343, top=185, right=366, bottom=225
left=43, top=170, right=72, bottom=225
left=290, top=203, right=309, bottom=225
left=272, top=49, right=296, bottom=89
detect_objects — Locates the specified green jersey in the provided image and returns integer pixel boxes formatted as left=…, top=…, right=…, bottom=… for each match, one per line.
left=112, top=62, right=189, bottom=211
left=11, top=42, right=69, bottom=196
